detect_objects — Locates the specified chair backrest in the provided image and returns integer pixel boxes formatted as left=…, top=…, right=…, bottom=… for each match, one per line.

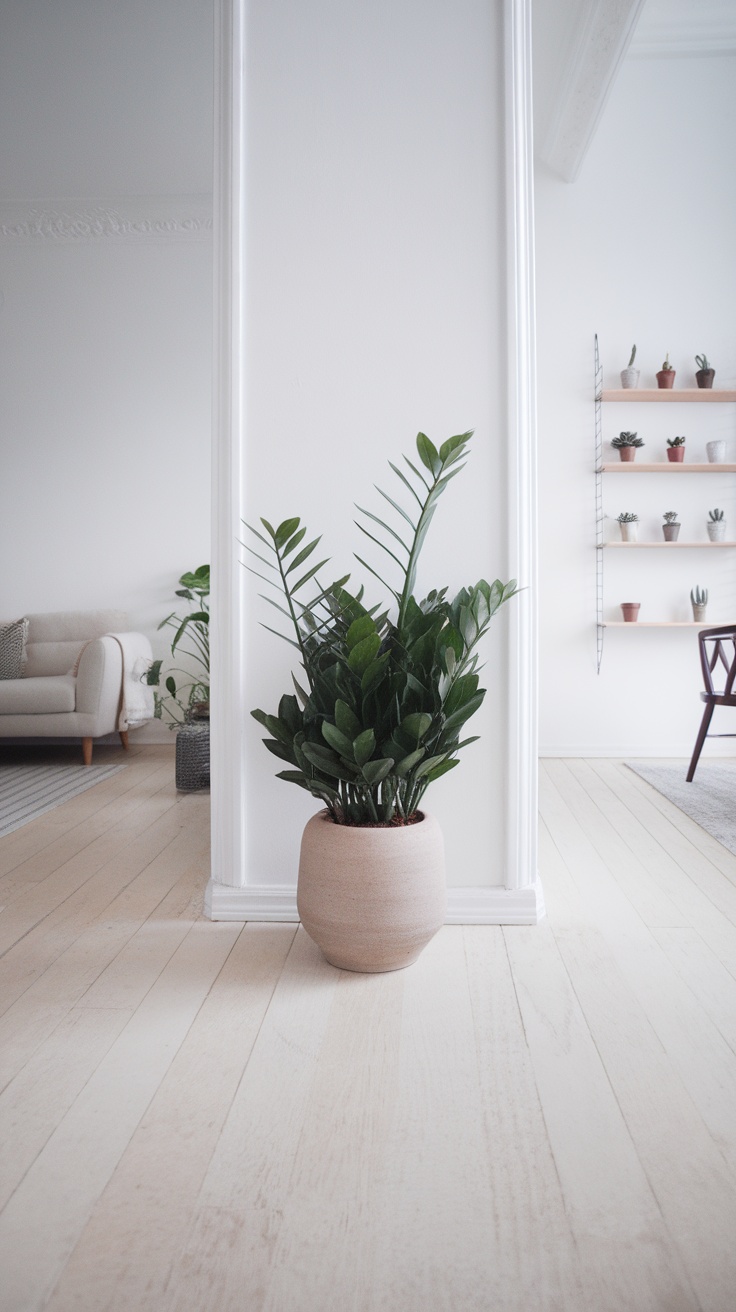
left=698, top=624, right=736, bottom=697
left=23, top=610, right=128, bottom=677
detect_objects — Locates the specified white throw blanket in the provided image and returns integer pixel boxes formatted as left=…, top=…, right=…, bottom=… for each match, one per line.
left=108, top=632, right=155, bottom=731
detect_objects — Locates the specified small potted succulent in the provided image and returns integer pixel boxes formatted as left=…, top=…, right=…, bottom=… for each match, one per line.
left=656, top=353, right=676, bottom=389
left=695, top=354, right=715, bottom=389
left=691, top=586, right=708, bottom=622
left=666, top=435, right=686, bottom=463
left=707, top=508, right=726, bottom=542
left=620, top=344, right=639, bottom=389
left=662, top=511, right=680, bottom=542
left=611, top=432, right=645, bottom=462
left=621, top=602, right=641, bottom=622
left=616, top=511, right=639, bottom=542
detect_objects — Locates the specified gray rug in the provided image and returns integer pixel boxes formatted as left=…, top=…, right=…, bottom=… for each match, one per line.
left=626, top=762, right=736, bottom=857
left=0, top=763, right=126, bottom=838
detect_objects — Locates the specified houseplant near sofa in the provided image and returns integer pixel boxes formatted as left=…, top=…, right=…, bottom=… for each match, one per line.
left=147, top=565, right=210, bottom=790
left=247, top=431, right=517, bottom=972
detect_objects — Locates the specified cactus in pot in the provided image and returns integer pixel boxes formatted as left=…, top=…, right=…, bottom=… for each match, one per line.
left=695, top=354, right=715, bottom=389
left=691, top=585, right=708, bottom=622
left=657, top=353, right=676, bottom=390
left=667, top=435, right=686, bottom=463
left=620, top=344, right=639, bottom=389
left=616, top=511, right=639, bottom=542
left=707, top=508, right=726, bottom=542
left=611, top=432, right=644, bottom=463
left=662, top=511, right=680, bottom=542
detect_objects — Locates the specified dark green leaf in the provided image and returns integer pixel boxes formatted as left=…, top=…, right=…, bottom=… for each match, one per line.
left=346, top=614, right=377, bottom=651
left=395, top=748, right=426, bottom=777
left=275, top=770, right=310, bottom=790
left=335, top=699, right=361, bottom=739
left=443, top=673, right=479, bottom=717
left=352, top=728, right=376, bottom=767
left=275, top=517, right=301, bottom=548
left=355, top=506, right=410, bottom=553
left=286, top=536, right=322, bottom=575
left=263, top=738, right=291, bottom=762
left=301, top=744, right=358, bottom=781
left=260, top=518, right=276, bottom=539
left=413, top=753, right=448, bottom=780
left=375, top=486, right=416, bottom=530
left=165, top=676, right=177, bottom=696
left=401, top=712, right=432, bottom=742
left=278, top=694, right=302, bottom=735
left=424, top=758, right=459, bottom=782
left=292, top=559, right=331, bottom=593
left=282, top=525, right=307, bottom=557
left=362, top=758, right=394, bottom=786
left=361, top=654, right=390, bottom=694
left=438, top=430, right=472, bottom=462
left=322, top=722, right=355, bottom=759
left=416, top=432, right=441, bottom=477
left=347, top=632, right=382, bottom=676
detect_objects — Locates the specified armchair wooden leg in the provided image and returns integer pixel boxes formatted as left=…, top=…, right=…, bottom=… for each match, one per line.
left=686, top=702, right=714, bottom=782
left=82, top=737, right=93, bottom=766
left=119, top=731, right=129, bottom=750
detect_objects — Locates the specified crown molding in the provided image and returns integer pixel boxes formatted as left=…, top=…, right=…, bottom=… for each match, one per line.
left=629, top=0, right=736, bottom=57
left=0, top=196, right=213, bottom=242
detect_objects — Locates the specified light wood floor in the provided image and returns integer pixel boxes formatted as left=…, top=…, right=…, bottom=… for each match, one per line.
left=1, top=749, right=736, bottom=1310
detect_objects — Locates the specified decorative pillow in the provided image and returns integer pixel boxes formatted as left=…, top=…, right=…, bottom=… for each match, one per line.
left=0, top=618, right=29, bottom=680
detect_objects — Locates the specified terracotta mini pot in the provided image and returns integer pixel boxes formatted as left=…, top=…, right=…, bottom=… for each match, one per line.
left=297, top=810, right=446, bottom=973
left=657, top=369, right=676, bottom=389
left=620, top=367, right=640, bottom=389
left=618, top=446, right=636, bottom=462
left=696, top=369, right=715, bottom=389
left=662, top=524, right=680, bottom=541
left=667, top=447, right=685, bottom=462
left=621, top=603, right=640, bottom=622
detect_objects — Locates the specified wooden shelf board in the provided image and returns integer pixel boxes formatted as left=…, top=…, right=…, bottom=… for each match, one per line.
left=602, top=541, right=736, bottom=548
left=603, top=621, right=714, bottom=628
left=601, top=463, right=736, bottom=473
left=601, top=389, right=736, bottom=402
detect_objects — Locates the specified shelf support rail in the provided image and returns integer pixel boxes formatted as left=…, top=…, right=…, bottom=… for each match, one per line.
left=595, top=333, right=604, bottom=672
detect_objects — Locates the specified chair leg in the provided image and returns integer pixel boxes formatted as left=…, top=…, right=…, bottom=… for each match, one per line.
left=686, top=703, right=715, bottom=782
left=119, top=731, right=129, bottom=751
left=82, top=737, right=93, bottom=766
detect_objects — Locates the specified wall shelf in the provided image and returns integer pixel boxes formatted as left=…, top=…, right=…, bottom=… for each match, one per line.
left=604, top=621, right=716, bottom=628
left=602, top=541, right=736, bottom=549
left=601, top=389, right=736, bottom=403
left=601, top=463, right=736, bottom=473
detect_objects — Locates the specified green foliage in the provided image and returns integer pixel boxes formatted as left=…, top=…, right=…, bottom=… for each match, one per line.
left=709, top=508, right=725, bottom=522
left=663, top=512, right=679, bottom=524
left=661, top=354, right=673, bottom=371
left=667, top=436, right=686, bottom=447
left=247, top=432, right=518, bottom=825
left=627, top=344, right=637, bottom=367
left=616, top=511, right=638, bottom=523
left=691, top=585, right=708, bottom=607
left=611, top=432, right=644, bottom=448
left=149, top=565, right=210, bottom=726
left=695, top=354, right=711, bottom=371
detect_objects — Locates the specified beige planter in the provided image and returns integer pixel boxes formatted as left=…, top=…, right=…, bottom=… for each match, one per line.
left=297, top=809, right=446, bottom=973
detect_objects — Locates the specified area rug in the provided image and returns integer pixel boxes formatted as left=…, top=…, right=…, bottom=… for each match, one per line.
left=626, top=762, right=736, bottom=858
left=0, top=763, right=126, bottom=838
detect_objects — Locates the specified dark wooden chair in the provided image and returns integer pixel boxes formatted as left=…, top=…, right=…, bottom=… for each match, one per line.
left=687, top=624, right=736, bottom=781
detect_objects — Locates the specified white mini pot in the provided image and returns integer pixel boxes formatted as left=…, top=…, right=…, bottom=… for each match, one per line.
left=620, top=367, right=640, bottom=389
left=297, top=810, right=446, bottom=973
left=706, top=440, right=726, bottom=464
left=707, top=521, right=726, bottom=542
left=619, top=521, right=638, bottom=542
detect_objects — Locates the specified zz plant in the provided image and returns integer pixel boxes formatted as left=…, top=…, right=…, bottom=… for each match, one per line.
left=247, top=431, right=517, bottom=826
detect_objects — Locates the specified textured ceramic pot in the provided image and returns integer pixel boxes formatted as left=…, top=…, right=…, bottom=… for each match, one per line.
left=696, top=369, right=715, bottom=389
left=621, top=603, right=640, bottom=622
left=707, top=521, right=726, bottom=542
left=297, top=810, right=446, bottom=973
left=663, top=523, right=680, bottom=541
left=657, top=369, right=676, bottom=389
left=707, top=440, right=726, bottom=464
left=692, top=605, right=708, bottom=623
left=619, top=521, right=638, bottom=542
left=667, top=447, right=685, bottom=462
left=620, top=367, right=640, bottom=389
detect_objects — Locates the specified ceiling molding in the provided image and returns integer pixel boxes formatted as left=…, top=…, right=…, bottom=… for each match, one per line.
left=629, top=0, right=736, bottom=56
left=539, top=0, right=646, bottom=183
left=0, top=196, right=212, bottom=242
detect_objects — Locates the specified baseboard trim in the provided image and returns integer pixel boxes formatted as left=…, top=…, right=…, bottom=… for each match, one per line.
left=204, top=878, right=545, bottom=925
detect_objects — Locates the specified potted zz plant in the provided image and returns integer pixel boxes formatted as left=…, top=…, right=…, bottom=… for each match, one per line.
left=247, top=431, right=517, bottom=974
left=612, top=432, right=644, bottom=462
left=662, top=511, right=680, bottom=542
left=620, top=344, right=639, bottom=389
left=657, top=354, right=676, bottom=389
left=695, top=354, right=715, bottom=389
left=667, top=436, right=686, bottom=463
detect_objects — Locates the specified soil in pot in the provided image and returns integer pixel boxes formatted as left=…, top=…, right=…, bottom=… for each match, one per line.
left=696, top=369, right=715, bottom=389
left=663, top=524, right=680, bottom=541
left=657, top=370, right=676, bottom=389
left=621, top=603, right=641, bottom=622
left=667, top=447, right=685, bottom=463
left=297, top=809, right=446, bottom=973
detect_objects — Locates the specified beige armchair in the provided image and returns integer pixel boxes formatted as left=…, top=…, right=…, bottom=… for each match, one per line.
left=0, top=610, right=153, bottom=763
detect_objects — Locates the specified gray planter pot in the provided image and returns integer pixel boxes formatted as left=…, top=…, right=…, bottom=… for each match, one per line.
left=706, top=440, right=726, bottom=464
left=707, top=521, right=726, bottom=542
left=692, top=605, right=708, bottom=623
left=619, top=521, right=638, bottom=542
left=662, top=523, right=680, bottom=541
left=620, top=367, right=640, bottom=389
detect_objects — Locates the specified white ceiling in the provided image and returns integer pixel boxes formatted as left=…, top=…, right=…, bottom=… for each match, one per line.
left=630, top=0, right=736, bottom=55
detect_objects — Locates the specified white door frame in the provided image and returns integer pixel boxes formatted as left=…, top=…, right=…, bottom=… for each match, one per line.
left=206, top=0, right=542, bottom=924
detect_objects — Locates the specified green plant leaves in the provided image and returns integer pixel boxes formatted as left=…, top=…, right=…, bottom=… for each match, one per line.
left=416, top=432, right=441, bottom=477
left=348, top=633, right=381, bottom=676
left=362, top=758, right=394, bottom=786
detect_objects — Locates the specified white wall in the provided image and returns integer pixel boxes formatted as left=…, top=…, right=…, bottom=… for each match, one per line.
left=536, top=52, right=736, bottom=756
left=243, top=0, right=516, bottom=889
left=0, top=1, right=214, bottom=740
